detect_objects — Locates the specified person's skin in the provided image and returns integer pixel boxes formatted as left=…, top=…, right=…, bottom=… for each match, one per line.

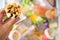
left=0, top=9, right=20, bottom=40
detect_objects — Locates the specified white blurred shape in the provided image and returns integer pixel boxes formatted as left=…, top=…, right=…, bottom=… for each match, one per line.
left=0, top=0, right=5, bottom=9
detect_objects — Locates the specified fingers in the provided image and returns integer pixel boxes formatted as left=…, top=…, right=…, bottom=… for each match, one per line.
left=0, top=9, right=6, bottom=23
left=0, top=9, right=6, bottom=17
left=2, top=17, right=20, bottom=28
left=0, top=17, right=20, bottom=39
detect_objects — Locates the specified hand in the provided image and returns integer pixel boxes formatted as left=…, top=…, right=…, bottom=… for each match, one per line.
left=0, top=9, right=20, bottom=40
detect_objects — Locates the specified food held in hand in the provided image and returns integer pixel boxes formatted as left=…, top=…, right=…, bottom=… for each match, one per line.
left=5, top=3, right=21, bottom=18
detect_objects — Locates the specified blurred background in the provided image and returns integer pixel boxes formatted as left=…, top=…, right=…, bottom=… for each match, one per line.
left=0, top=0, right=60, bottom=40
